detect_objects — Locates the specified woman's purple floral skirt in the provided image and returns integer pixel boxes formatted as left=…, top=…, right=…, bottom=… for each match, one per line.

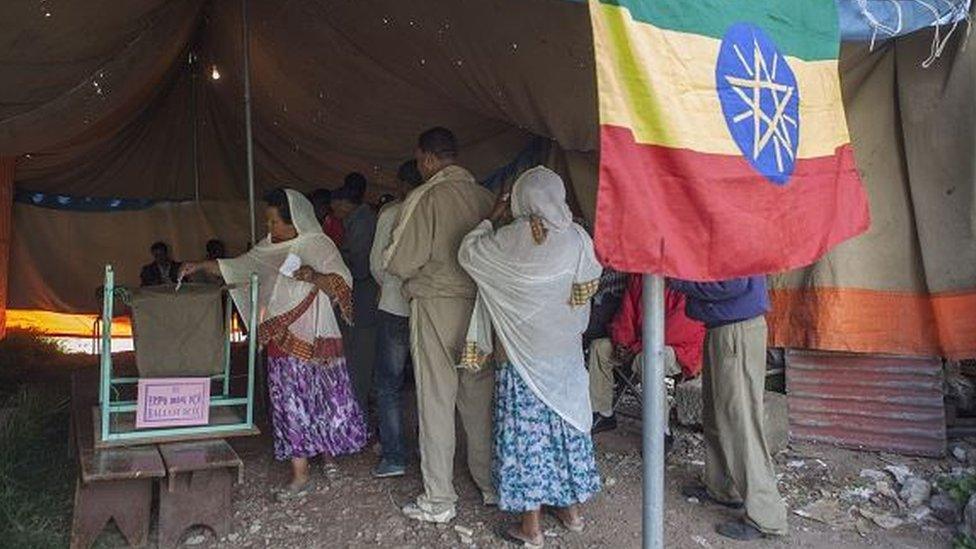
left=267, top=353, right=368, bottom=461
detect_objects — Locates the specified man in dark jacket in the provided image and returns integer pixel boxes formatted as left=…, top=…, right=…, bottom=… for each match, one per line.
left=669, top=276, right=787, bottom=541
left=140, top=242, right=180, bottom=287
left=331, top=173, right=379, bottom=409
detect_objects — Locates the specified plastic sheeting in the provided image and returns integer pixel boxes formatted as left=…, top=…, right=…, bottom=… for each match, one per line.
left=837, top=0, right=971, bottom=44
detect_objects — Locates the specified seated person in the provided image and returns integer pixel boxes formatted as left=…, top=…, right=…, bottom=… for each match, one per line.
left=588, top=274, right=705, bottom=437
left=582, top=267, right=628, bottom=351
left=140, top=241, right=180, bottom=287
left=206, top=238, right=226, bottom=260
left=189, top=239, right=227, bottom=285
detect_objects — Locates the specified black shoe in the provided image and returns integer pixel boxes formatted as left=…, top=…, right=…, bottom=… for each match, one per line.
left=591, top=413, right=618, bottom=434
left=681, top=484, right=744, bottom=509
left=716, top=520, right=764, bottom=541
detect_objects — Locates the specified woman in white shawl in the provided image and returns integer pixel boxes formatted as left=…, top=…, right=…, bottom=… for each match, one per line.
left=458, top=166, right=602, bottom=548
left=180, top=189, right=368, bottom=495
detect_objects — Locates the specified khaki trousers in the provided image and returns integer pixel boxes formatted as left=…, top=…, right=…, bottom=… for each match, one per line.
left=702, top=317, right=787, bottom=535
left=410, top=297, right=495, bottom=513
left=587, top=338, right=679, bottom=433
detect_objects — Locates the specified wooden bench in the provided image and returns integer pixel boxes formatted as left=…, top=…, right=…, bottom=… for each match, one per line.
left=70, top=376, right=165, bottom=549
left=156, top=439, right=243, bottom=548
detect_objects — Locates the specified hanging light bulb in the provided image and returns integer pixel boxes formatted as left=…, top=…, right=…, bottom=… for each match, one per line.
left=210, top=65, right=221, bottom=80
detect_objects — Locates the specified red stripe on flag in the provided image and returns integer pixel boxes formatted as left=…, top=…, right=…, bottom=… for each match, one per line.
left=595, top=125, right=870, bottom=280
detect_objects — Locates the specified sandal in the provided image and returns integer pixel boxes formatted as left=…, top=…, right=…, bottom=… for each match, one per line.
left=547, top=508, right=584, bottom=533
left=323, top=462, right=340, bottom=477
left=274, top=480, right=310, bottom=501
left=498, top=525, right=544, bottom=548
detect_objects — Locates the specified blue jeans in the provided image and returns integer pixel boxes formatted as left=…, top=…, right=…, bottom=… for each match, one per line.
left=373, top=310, right=411, bottom=466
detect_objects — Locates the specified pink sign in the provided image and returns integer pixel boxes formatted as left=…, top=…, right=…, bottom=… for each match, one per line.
left=136, top=377, right=211, bottom=429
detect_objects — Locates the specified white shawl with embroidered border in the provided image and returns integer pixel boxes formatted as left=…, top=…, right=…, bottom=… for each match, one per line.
left=458, top=166, right=602, bottom=433
left=218, top=189, right=351, bottom=361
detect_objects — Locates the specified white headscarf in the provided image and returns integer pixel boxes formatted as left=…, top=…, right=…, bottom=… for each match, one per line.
left=458, top=166, right=602, bottom=432
left=218, top=189, right=351, bottom=358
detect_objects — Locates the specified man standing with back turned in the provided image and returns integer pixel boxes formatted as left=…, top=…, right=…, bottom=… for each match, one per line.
left=669, top=276, right=788, bottom=541
left=384, top=127, right=496, bottom=523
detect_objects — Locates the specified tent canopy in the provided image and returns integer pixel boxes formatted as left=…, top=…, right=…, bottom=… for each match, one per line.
left=0, top=0, right=973, bottom=358
left=0, top=0, right=597, bottom=200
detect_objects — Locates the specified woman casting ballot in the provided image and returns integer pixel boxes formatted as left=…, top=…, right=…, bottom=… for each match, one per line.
left=179, top=188, right=367, bottom=497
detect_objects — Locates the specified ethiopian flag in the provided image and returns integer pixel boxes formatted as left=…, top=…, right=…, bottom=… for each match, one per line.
left=589, top=0, right=870, bottom=280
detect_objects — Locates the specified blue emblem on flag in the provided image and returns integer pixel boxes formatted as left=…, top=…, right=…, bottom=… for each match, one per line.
left=716, top=23, right=800, bottom=185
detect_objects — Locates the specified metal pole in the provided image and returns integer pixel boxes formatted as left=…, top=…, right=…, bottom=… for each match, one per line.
left=246, top=273, right=259, bottom=427
left=99, top=265, right=115, bottom=443
left=222, top=291, right=233, bottom=397
left=190, top=52, right=200, bottom=202
left=641, top=274, right=666, bottom=549
left=242, top=0, right=256, bottom=246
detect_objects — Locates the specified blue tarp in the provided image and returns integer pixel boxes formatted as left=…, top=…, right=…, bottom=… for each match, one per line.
left=14, top=189, right=157, bottom=212
left=838, top=0, right=971, bottom=42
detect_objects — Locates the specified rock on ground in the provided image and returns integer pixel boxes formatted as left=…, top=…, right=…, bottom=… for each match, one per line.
left=899, top=477, right=931, bottom=508
left=674, top=379, right=787, bottom=455
left=930, top=494, right=962, bottom=524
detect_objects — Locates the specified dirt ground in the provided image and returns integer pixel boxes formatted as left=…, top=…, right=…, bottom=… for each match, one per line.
left=100, top=392, right=956, bottom=549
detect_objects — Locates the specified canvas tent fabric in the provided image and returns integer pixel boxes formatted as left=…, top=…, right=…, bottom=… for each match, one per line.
left=0, top=1, right=974, bottom=358
left=769, top=31, right=976, bottom=359
left=0, top=0, right=593, bottom=199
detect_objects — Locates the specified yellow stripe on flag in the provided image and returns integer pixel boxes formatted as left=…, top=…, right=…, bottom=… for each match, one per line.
left=591, top=1, right=852, bottom=159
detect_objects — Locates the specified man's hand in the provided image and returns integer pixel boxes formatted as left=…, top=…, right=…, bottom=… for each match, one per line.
left=294, top=265, right=317, bottom=283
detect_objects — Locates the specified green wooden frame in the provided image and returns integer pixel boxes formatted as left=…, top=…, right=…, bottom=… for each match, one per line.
left=97, top=265, right=259, bottom=446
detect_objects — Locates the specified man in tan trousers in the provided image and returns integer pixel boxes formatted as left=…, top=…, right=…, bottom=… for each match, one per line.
left=670, top=276, right=788, bottom=541
left=384, top=127, right=496, bottom=523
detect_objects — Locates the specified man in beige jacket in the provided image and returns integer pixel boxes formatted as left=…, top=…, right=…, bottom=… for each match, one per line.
left=384, top=127, right=496, bottom=523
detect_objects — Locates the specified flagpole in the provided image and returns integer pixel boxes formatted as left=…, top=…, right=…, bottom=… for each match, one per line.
left=642, top=274, right=666, bottom=549
left=241, top=0, right=256, bottom=246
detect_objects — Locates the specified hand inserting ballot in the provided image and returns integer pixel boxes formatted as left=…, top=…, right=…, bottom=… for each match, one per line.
left=178, top=262, right=200, bottom=280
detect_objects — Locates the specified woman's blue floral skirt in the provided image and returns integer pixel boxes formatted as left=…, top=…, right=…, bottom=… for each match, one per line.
left=493, top=362, right=601, bottom=513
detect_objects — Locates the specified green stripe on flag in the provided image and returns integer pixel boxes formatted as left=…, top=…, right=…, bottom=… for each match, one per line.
left=597, top=0, right=839, bottom=61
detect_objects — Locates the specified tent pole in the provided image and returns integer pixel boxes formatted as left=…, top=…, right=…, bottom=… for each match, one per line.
left=242, top=0, right=256, bottom=246
left=641, top=274, right=665, bottom=549
left=190, top=52, right=200, bottom=202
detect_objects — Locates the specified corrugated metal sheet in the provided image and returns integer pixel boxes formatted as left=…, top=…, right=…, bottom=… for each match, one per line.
left=786, top=350, right=945, bottom=458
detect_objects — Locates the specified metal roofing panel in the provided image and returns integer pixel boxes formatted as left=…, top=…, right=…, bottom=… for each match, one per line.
left=786, top=350, right=945, bottom=457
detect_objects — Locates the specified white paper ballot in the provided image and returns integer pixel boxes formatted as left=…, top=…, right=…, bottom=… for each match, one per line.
left=279, top=253, right=302, bottom=277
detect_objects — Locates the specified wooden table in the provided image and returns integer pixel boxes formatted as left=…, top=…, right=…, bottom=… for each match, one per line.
left=70, top=372, right=246, bottom=548
left=70, top=375, right=165, bottom=549
left=156, top=439, right=243, bottom=548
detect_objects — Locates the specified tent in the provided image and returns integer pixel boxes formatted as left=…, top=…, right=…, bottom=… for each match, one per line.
left=0, top=1, right=973, bottom=354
